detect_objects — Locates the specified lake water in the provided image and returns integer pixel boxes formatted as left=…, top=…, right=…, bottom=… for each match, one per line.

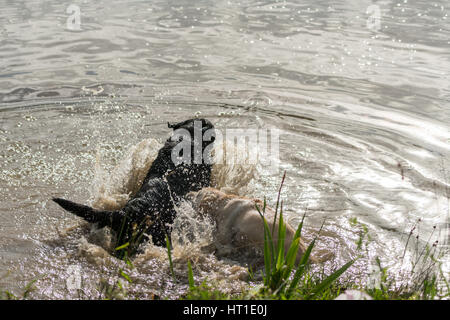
left=0, top=0, right=449, bottom=299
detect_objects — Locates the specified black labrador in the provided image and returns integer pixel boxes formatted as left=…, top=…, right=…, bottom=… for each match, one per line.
left=53, top=118, right=215, bottom=256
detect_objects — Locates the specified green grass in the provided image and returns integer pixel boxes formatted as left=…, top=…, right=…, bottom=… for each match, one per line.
left=0, top=278, right=39, bottom=300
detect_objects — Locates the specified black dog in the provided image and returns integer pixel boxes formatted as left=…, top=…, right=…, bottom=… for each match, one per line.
left=53, top=118, right=215, bottom=256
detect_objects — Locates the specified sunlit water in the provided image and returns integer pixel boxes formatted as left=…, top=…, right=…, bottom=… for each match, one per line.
left=0, top=0, right=449, bottom=299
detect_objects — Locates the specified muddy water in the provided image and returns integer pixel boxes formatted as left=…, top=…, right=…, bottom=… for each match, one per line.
left=0, top=0, right=449, bottom=298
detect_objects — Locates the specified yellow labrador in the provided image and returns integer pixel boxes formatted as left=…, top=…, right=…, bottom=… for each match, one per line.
left=189, top=187, right=318, bottom=264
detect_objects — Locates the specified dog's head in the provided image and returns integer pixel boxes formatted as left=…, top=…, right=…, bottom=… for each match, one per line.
left=186, top=188, right=226, bottom=216
left=168, top=118, right=215, bottom=150
left=163, top=118, right=216, bottom=196
left=167, top=118, right=215, bottom=164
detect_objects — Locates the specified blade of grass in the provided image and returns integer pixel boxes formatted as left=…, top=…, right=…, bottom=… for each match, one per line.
left=284, top=213, right=306, bottom=273
left=119, top=269, right=132, bottom=283
left=272, top=171, right=286, bottom=235
left=307, top=259, right=355, bottom=299
left=187, top=260, right=195, bottom=290
left=115, top=242, right=130, bottom=251
left=275, top=208, right=287, bottom=270
left=116, top=212, right=130, bottom=254
left=256, top=202, right=275, bottom=283
left=262, top=218, right=273, bottom=285
left=286, top=219, right=327, bottom=298
left=283, top=237, right=300, bottom=281
left=22, top=278, right=38, bottom=299
left=286, top=238, right=316, bottom=298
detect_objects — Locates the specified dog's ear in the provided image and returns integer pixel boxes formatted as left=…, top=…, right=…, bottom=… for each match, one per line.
left=167, top=120, right=187, bottom=130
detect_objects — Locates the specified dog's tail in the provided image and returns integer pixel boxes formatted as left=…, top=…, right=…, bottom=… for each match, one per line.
left=52, top=197, right=119, bottom=227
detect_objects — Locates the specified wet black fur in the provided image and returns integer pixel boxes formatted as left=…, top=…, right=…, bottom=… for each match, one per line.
left=53, top=118, right=215, bottom=256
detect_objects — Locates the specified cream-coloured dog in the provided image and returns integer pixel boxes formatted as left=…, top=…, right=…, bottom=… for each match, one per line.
left=189, top=187, right=317, bottom=264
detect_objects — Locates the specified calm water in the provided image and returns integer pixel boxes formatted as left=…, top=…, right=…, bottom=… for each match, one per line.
left=0, top=0, right=449, bottom=299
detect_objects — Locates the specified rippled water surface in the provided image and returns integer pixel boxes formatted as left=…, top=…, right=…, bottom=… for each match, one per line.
left=0, top=0, right=449, bottom=299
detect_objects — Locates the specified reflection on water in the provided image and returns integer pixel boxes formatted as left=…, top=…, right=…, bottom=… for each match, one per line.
left=0, top=0, right=449, bottom=298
